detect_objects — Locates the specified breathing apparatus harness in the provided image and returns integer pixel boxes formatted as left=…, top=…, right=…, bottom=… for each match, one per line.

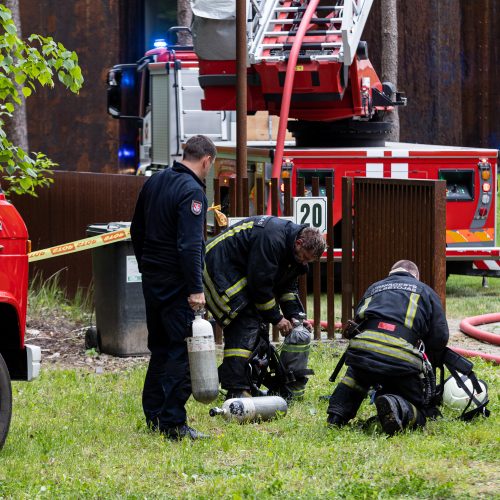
left=329, top=320, right=490, bottom=421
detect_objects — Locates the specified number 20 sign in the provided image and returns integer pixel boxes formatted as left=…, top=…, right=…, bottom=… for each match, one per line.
left=293, top=197, right=328, bottom=233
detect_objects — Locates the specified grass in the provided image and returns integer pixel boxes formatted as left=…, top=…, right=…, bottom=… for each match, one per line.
left=2, top=347, right=498, bottom=498
left=28, top=270, right=93, bottom=324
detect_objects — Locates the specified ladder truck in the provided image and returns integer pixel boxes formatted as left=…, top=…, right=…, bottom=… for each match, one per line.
left=106, top=0, right=500, bottom=278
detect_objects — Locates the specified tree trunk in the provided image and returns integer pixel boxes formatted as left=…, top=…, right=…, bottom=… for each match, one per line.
left=380, top=0, right=399, bottom=142
left=177, top=0, right=193, bottom=45
left=4, top=0, right=29, bottom=153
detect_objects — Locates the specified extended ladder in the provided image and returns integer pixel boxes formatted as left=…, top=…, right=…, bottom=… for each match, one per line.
left=248, top=0, right=373, bottom=65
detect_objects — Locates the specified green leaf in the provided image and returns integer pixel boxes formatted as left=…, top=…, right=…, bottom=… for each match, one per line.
left=5, top=102, right=14, bottom=113
left=22, top=86, right=32, bottom=97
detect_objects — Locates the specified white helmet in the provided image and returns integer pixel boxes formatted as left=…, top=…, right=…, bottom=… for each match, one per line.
left=443, top=373, right=489, bottom=415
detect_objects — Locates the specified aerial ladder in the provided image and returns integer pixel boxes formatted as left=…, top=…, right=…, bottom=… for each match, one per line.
left=194, top=0, right=406, bottom=148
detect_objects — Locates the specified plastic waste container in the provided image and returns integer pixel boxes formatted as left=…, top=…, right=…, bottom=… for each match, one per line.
left=86, top=222, right=149, bottom=356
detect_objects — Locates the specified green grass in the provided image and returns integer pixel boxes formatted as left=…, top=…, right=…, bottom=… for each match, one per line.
left=2, top=347, right=498, bottom=498
left=28, top=270, right=92, bottom=324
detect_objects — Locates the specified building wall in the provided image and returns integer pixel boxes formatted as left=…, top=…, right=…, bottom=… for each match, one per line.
left=363, top=0, right=498, bottom=149
left=20, top=0, right=145, bottom=173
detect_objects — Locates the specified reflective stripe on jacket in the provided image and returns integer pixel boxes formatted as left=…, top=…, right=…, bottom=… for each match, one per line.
left=203, top=216, right=307, bottom=326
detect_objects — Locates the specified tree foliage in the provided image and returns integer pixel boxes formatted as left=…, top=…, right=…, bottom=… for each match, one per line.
left=0, top=4, right=83, bottom=196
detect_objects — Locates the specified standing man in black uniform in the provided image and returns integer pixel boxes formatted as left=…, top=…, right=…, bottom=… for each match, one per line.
left=327, top=260, right=449, bottom=435
left=203, top=216, right=326, bottom=398
left=131, top=135, right=217, bottom=440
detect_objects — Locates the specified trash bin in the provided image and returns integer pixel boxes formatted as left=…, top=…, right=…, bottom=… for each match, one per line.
left=86, top=222, right=149, bottom=356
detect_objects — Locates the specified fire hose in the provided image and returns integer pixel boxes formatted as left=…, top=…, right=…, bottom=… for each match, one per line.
left=455, top=313, right=500, bottom=364
left=266, top=0, right=320, bottom=215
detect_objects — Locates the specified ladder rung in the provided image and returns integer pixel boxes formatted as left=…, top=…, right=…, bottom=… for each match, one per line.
left=262, top=42, right=341, bottom=49
left=269, top=18, right=341, bottom=25
left=275, top=6, right=343, bottom=13
left=264, top=29, right=341, bottom=36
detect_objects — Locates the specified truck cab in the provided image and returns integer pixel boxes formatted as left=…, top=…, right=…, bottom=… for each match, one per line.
left=0, top=187, right=41, bottom=449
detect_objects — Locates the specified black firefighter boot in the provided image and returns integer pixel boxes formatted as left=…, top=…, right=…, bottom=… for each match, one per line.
left=375, top=394, right=426, bottom=436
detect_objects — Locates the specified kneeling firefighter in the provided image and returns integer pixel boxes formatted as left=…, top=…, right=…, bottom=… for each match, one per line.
left=203, top=216, right=325, bottom=399
left=327, top=260, right=450, bottom=435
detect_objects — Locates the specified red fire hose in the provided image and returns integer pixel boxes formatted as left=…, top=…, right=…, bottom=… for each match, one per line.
left=266, top=0, right=320, bottom=214
left=453, top=312, right=500, bottom=364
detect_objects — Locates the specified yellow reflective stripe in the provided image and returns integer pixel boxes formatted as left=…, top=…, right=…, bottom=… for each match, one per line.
left=222, top=318, right=231, bottom=327
left=359, top=331, right=413, bottom=349
left=340, top=375, right=367, bottom=393
left=281, top=344, right=310, bottom=353
left=357, top=296, right=372, bottom=319
left=256, top=297, right=277, bottom=311
left=224, top=348, right=252, bottom=359
left=205, top=288, right=225, bottom=321
left=279, top=293, right=296, bottom=302
left=226, top=277, right=247, bottom=298
left=203, top=267, right=231, bottom=314
left=206, top=221, right=254, bottom=253
left=349, top=339, right=423, bottom=368
left=404, top=293, right=420, bottom=329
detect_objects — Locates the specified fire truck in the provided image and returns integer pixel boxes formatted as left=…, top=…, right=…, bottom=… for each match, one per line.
left=106, top=0, right=500, bottom=277
left=0, top=188, right=41, bottom=449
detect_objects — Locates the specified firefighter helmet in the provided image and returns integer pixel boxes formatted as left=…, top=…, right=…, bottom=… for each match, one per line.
left=442, top=374, right=488, bottom=414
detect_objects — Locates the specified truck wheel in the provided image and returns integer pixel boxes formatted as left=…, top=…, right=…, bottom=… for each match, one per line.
left=0, top=353, right=12, bottom=450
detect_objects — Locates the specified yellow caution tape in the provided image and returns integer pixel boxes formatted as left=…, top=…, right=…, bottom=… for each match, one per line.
left=28, top=227, right=131, bottom=262
left=208, top=203, right=228, bottom=227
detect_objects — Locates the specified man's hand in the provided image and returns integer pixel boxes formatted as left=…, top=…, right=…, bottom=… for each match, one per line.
left=276, top=317, right=293, bottom=336
left=188, top=292, right=206, bottom=311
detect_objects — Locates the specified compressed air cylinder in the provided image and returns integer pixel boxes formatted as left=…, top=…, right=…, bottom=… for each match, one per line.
left=186, top=312, right=219, bottom=404
left=209, top=396, right=288, bottom=423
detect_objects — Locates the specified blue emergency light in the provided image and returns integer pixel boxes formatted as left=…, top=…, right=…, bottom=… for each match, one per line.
left=153, top=39, right=167, bottom=49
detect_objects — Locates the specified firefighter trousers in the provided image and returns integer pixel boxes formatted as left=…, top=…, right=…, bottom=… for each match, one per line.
left=219, top=305, right=266, bottom=391
left=327, top=366, right=425, bottom=423
left=142, top=295, right=194, bottom=430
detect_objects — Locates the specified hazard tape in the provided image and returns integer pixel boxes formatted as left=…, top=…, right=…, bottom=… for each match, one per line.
left=28, top=227, right=131, bottom=262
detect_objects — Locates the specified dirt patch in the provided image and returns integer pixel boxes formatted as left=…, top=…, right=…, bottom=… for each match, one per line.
left=25, top=316, right=499, bottom=373
left=25, top=316, right=148, bottom=373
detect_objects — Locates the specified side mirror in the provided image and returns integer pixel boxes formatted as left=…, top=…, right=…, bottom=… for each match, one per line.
left=106, top=64, right=140, bottom=119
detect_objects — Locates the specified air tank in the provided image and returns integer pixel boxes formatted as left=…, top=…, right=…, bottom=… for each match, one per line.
left=186, top=311, right=219, bottom=403
left=209, top=396, right=288, bottom=423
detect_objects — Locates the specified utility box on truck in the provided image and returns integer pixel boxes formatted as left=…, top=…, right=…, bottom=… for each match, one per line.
left=87, top=223, right=148, bottom=356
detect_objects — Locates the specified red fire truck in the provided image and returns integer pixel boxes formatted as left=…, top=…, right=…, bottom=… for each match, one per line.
left=0, top=188, right=41, bottom=449
left=106, top=2, right=500, bottom=278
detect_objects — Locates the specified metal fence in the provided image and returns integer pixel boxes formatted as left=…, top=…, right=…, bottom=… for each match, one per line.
left=12, top=171, right=446, bottom=346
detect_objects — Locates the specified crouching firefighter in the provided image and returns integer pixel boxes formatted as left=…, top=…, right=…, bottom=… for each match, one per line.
left=327, top=260, right=449, bottom=435
left=203, top=216, right=326, bottom=399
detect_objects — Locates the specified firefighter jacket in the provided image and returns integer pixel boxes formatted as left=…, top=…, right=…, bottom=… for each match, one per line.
left=345, top=272, right=449, bottom=375
left=130, top=161, right=207, bottom=304
left=203, top=216, right=308, bottom=327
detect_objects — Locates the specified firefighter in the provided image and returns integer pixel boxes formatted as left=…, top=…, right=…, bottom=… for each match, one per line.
left=130, top=135, right=217, bottom=441
left=327, top=260, right=449, bottom=435
left=203, top=216, right=326, bottom=399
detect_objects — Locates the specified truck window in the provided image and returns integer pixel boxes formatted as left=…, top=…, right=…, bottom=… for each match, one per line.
left=439, top=169, right=475, bottom=201
left=296, top=169, right=334, bottom=197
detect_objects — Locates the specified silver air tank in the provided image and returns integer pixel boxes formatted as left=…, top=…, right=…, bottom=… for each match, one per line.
left=209, top=396, right=288, bottom=423
left=186, top=311, right=219, bottom=403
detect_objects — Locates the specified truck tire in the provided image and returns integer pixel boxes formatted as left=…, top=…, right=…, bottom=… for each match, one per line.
left=0, top=353, right=12, bottom=450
